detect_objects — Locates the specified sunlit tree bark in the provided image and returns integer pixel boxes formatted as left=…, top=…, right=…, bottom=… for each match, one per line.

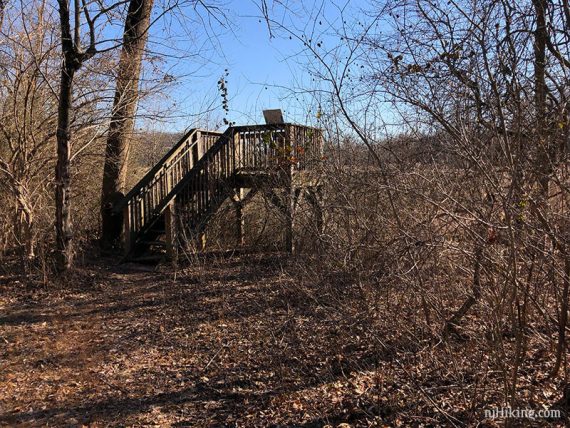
left=100, top=0, right=154, bottom=249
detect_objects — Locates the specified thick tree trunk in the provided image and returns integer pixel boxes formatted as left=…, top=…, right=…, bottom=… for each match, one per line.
left=100, top=0, right=154, bottom=249
left=55, top=62, right=75, bottom=271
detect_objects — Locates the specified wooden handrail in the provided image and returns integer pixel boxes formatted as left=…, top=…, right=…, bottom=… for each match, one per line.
left=174, top=124, right=323, bottom=235
left=119, top=128, right=196, bottom=207
left=117, top=128, right=222, bottom=210
left=121, top=123, right=323, bottom=254
left=120, top=128, right=221, bottom=249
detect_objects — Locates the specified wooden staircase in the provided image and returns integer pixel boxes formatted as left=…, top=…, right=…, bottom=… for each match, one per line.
left=117, top=123, right=323, bottom=260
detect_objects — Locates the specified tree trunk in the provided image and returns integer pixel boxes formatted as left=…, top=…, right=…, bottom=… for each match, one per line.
left=55, top=0, right=97, bottom=272
left=0, top=0, right=5, bottom=29
left=55, top=61, right=75, bottom=272
left=100, top=0, right=154, bottom=249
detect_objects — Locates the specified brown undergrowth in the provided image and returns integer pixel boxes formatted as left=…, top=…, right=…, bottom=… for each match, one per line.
left=0, top=254, right=568, bottom=427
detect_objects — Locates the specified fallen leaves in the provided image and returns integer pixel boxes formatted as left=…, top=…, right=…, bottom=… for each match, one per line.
left=0, top=254, right=568, bottom=427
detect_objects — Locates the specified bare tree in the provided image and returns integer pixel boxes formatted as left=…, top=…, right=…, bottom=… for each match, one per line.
left=99, top=0, right=232, bottom=250
left=54, top=0, right=98, bottom=271
left=100, top=0, right=154, bottom=249
left=265, top=0, right=570, bottom=409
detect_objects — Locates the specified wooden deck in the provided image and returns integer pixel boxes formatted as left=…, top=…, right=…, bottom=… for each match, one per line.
left=116, top=123, right=324, bottom=259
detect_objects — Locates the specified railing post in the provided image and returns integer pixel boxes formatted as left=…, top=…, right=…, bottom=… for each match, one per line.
left=233, top=129, right=240, bottom=171
left=165, top=163, right=171, bottom=196
left=197, top=130, right=204, bottom=159
left=123, top=203, right=131, bottom=255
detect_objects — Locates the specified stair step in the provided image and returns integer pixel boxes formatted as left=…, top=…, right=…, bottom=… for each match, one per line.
left=138, top=240, right=167, bottom=247
left=130, top=254, right=165, bottom=264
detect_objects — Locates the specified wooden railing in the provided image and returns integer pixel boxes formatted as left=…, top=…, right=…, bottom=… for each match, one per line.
left=120, top=123, right=323, bottom=254
left=119, top=129, right=221, bottom=249
left=232, top=124, right=323, bottom=171
left=287, top=124, right=324, bottom=170
left=175, top=127, right=236, bottom=232
left=175, top=124, right=323, bottom=233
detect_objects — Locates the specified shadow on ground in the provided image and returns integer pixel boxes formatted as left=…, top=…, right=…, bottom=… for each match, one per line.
left=0, top=253, right=383, bottom=426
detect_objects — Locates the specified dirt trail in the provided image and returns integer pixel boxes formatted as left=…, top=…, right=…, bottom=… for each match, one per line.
left=0, top=255, right=359, bottom=427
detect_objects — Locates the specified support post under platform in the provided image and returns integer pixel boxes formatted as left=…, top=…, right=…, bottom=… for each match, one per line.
left=123, top=204, right=131, bottom=256
left=164, top=202, right=178, bottom=261
left=284, top=186, right=301, bottom=254
left=235, top=188, right=245, bottom=246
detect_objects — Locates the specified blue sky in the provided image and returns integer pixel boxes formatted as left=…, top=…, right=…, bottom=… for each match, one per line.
left=140, top=0, right=369, bottom=132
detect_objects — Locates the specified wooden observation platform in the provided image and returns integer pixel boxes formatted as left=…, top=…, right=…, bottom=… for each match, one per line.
left=115, top=122, right=324, bottom=260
